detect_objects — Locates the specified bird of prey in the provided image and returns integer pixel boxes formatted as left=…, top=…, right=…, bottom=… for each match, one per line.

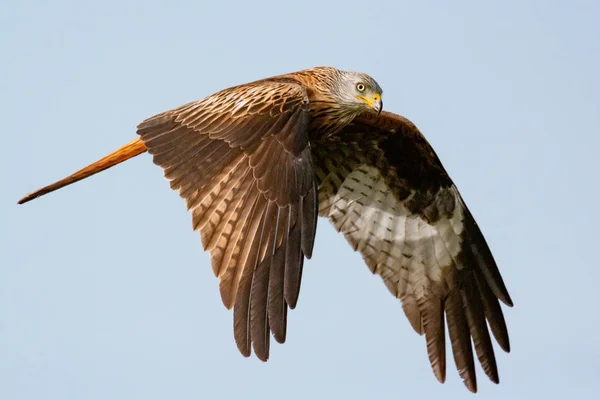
left=18, top=66, right=512, bottom=392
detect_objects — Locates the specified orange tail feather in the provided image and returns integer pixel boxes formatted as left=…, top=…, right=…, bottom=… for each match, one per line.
left=18, top=138, right=147, bottom=205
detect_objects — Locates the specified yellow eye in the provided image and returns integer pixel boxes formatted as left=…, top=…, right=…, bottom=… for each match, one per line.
left=356, top=83, right=366, bottom=92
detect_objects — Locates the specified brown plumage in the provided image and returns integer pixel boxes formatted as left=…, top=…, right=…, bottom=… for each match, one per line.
left=18, top=66, right=512, bottom=393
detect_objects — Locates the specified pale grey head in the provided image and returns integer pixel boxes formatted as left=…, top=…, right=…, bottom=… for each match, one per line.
left=298, top=66, right=384, bottom=115
left=335, top=69, right=383, bottom=115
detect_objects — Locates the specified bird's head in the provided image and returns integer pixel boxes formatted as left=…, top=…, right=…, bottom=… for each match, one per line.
left=338, top=71, right=383, bottom=115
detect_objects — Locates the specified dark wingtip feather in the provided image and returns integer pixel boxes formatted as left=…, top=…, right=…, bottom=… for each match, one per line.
left=233, top=210, right=263, bottom=358
left=422, top=299, right=446, bottom=384
left=300, top=183, right=318, bottom=259
left=401, top=295, right=423, bottom=335
left=250, top=251, right=273, bottom=363
left=462, top=276, right=499, bottom=384
left=461, top=205, right=513, bottom=308
left=284, top=210, right=304, bottom=309
left=233, top=270, right=252, bottom=358
left=502, top=293, right=514, bottom=308
left=286, top=255, right=304, bottom=310
left=268, top=241, right=288, bottom=344
left=475, top=271, right=511, bottom=353
left=465, top=380, right=478, bottom=394
left=445, top=291, right=477, bottom=394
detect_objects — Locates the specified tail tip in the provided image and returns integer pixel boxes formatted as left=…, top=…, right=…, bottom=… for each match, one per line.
left=17, top=193, right=37, bottom=205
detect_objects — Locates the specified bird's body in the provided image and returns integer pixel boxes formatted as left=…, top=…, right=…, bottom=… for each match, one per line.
left=18, top=66, right=512, bottom=393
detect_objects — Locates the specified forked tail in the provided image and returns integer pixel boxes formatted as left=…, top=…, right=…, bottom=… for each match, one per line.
left=18, top=138, right=148, bottom=205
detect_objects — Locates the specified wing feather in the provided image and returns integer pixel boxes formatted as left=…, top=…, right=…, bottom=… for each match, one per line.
left=284, top=204, right=304, bottom=309
left=268, top=208, right=289, bottom=343
left=136, top=80, right=317, bottom=360
left=446, top=289, right=477, bottom=392
left=314, top=110, right=512, bottom=392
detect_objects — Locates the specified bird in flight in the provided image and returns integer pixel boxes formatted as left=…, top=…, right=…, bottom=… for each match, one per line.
left=18, top=66, right=512, bottom=392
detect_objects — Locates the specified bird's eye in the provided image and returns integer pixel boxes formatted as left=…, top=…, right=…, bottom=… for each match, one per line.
left=356, top=83, right=366, bottom=92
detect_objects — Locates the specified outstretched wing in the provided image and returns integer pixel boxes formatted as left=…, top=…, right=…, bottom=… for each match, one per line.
left=313, top=110, right=512, bottom=393
left=136, top=81, right=318, bottom=361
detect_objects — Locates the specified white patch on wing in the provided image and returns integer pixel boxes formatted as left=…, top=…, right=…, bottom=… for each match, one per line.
left=319, top=165, right=465, bottom=300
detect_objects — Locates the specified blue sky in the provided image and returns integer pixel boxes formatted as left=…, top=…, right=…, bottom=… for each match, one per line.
left=2, top=1, right=599, bottom=399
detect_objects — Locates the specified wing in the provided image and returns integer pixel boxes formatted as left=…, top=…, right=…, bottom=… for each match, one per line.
left=313, top=110, right=513, bottom=393
left=136, top=81, right=318, bottom=361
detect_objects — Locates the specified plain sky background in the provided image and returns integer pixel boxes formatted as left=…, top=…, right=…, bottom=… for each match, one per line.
left=2, top=1, right=599, bottom=399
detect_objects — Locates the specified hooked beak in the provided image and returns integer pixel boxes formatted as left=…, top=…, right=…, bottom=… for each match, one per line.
left=372, top=94, right=383, bottom=115
left=358, top=94, right=383, bottom=115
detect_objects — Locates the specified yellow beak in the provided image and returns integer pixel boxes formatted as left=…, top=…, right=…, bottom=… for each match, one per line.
left=358, top=94, right=383, bottom=115
left=372, top=94, right=383, bottom=115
